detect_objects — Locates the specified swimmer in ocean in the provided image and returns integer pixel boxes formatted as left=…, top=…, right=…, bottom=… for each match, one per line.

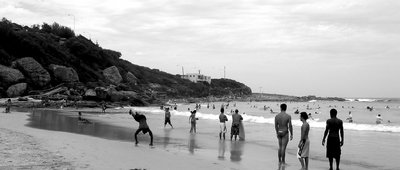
left=274, top=103, right=293, bottom=164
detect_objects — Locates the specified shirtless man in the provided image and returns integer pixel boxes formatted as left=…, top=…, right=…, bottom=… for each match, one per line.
left=130, top=110, right=153, bottom=146
left=274, top=103, right=293, bottom=164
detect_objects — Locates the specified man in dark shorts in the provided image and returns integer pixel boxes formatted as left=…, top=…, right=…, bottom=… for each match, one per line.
left=322, top=109, right=344, bottom=170
left=164, top=107, right=173, bottom=128
left=274, top=103, right=293, bottom=164
left=130, top=110, right=153, bottom=146
left=231, top=109, right=243, bottom=141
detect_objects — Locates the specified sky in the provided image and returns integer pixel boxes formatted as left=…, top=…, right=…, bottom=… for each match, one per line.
left=1, top=0, right=399, bottom=98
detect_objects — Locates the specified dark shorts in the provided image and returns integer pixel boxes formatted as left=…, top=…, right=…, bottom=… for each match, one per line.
left=231, top=124, right=240, bottom=135
left=137, top=128, right=151, bottom=134
left=326, top=137, right=341, bottom=158
left=164, top=118, right=171, bottom=125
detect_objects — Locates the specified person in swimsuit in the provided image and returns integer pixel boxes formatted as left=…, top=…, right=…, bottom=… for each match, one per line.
left=298, top=112, right=310, bottom=170
left=189, top=110, right=198, bottom=133
left=164, top=107, right=173, bottom=128
left=219, top=108, right=228, bottom=140
left=322, top=109, right=344, bottom=170
left=130, top=110, right=153, bottom=146
left=274, top=103, right=293, bottom=164
left=231, top=109, right=243, bottom=141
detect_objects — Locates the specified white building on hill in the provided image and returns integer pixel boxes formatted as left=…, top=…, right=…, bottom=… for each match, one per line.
left=181, top=73, right=211, bottom=84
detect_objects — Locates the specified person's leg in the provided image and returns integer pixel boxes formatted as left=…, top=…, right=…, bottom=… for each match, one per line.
left=219, top=132, right=222, bottom=140
left=234, top=135, right=237, bottom=141
left=328, top=157, right=333, bottom=170
left=335, top=157, right=340, bottom=170
left=194, top=123, right=196, bottom=133
left=148, top=130, right=154, bottom=146
left=134, top=129, right=141, bottom=145
left=305, top=157, right=309, bottom=170
left=223, top=132, right=225, bottom=140
left=164, top=119, right=167, bottom=127
left=298, top=158, right=304, bottom=169
left=281, top=134, right=289, bottom=163
left=277, top=136, right=283, bottom=163
left=168, top=121, right=173, bottom=128
left=190, top=124, right=193, bottom=133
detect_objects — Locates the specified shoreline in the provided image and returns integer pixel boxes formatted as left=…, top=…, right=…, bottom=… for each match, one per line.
left=0, top=106, right=392, bottom=170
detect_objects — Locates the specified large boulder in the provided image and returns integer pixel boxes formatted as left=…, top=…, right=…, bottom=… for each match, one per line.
left=7, top=83, right=27, bottom=97
left=49, top=64, right=79, bottom=82
left=125, top=72, right=138, bottom=85
left=103, top=66, right=122, bottom=85
left=12, top=57, right=51, bottom=87
left=0, top=65, right=25, bottom=87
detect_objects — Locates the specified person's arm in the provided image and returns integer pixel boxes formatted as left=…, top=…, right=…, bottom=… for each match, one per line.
left=289, top=116, right=293, bottom=140
left=274, top=116, right=279, bottom=136
left=322, top=121, right=329, bottom=146
left=340, top=121, right=344, bottom=146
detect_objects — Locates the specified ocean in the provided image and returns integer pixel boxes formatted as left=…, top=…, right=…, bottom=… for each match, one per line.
left=27, top=99, right=400, bottom=169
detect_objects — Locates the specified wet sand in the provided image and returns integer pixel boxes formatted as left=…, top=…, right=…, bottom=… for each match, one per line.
left=0, top=107, right=378, bottom=170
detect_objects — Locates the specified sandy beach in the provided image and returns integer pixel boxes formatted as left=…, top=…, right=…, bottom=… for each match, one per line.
left=1, top=102, right=398, bottom=170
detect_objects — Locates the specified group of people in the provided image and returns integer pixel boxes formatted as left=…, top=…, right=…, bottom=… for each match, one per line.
left=275, top=104, right=344, bottom=170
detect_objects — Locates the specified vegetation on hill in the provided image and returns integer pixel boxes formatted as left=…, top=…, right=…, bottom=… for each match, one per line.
left=0, top=18, right=252, bottom=104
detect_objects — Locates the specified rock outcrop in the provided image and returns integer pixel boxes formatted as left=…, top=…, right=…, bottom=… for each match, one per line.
left=12, top=57, right=51, bottom=87
left=109, top=90, right=137, bottom=102
left=7, top=83, right=27, bottom=97
left=0, top=65, right=25, bottom=87
left=125, top=72, right=138, bottom=85
left=103, top=66, right=122, bottom=85
left=49, top=64, right=79, bottom=82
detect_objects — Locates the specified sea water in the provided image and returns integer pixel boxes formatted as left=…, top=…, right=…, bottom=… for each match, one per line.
left=27, top=99, right=400, bottom=169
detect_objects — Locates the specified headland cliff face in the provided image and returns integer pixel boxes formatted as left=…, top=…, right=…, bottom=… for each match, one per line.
left=0, top=18, right=252, bottom=106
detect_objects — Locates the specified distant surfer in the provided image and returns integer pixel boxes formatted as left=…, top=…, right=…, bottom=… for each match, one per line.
left=376, top=114, right=383, bottom=124
left=346, top=112, right=353, bottom=123
left=130, top=110, right=153, bottom=146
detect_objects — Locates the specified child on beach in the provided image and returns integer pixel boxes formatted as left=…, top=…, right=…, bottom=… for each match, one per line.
left=298, top=112, right=310, bottom=170
left=5, top=99, right=11, bottom=113
left=219, top=108, right=228, bottom=140
left=164, top=107, right=173, bottom=128
left=129, top=110, right=153, bottom=146
left=189, top=110, right=198, bottom=133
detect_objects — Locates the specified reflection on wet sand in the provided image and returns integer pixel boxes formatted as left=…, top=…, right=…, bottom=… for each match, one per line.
left=218, top=140, right=226, bottom=160
left=27, top=110, right=159, bottom=143
left=163, top=128, right=172, bottom=148
left=277, top=163, right=286, bottom=170
left=188, top=134, right=197, bottom=154
left=230, top=141, right=244, bottom=162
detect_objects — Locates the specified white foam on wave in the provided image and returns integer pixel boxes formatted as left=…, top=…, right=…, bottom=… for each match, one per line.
left=125, top=107, right=400, bottom=133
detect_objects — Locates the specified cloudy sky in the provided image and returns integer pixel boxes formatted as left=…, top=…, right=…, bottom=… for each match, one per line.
left=1, top=0, right=399, bottom=98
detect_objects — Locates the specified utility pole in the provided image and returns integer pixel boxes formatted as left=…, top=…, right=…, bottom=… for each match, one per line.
left=224, top=66, right=226, bottom=79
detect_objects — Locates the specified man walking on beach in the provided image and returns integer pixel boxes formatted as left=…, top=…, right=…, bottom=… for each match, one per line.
left=219, top=108, right=228, bottom=140
left=164, top=107, right=173, bottom=128
left=322, top=109, right=344, bottom=170
left=274, top=103, right=293, bottom=164
left=129, top=110, right=153, bottom=146
left=231, top=109, right=243, bottom=141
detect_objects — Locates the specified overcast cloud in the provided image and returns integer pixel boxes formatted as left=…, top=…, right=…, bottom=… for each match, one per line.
left=1, top=0, right=399, bottom=98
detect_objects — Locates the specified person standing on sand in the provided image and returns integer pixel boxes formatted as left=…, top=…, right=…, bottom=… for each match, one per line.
left=298, top=112, right=310, bottom=170
left=219, top=108, right=228, bottom=140
left=322, top=109, right=344, bottom=170
left=274, top=103, right=293, bottom=164
left=5, top=99, right=11, bottom=113
left=101, top=100, right=107, bottom=113
left=164, top=107, right=173, bottom=128
left=230, top=109, right=243, bottom=141
left=129, top=110, right=153, bottom=146
left=189, top=110, right=198, bottom=133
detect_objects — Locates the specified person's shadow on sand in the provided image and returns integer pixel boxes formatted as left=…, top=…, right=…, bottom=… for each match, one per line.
left=230, top=141, right=244, bottom=162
